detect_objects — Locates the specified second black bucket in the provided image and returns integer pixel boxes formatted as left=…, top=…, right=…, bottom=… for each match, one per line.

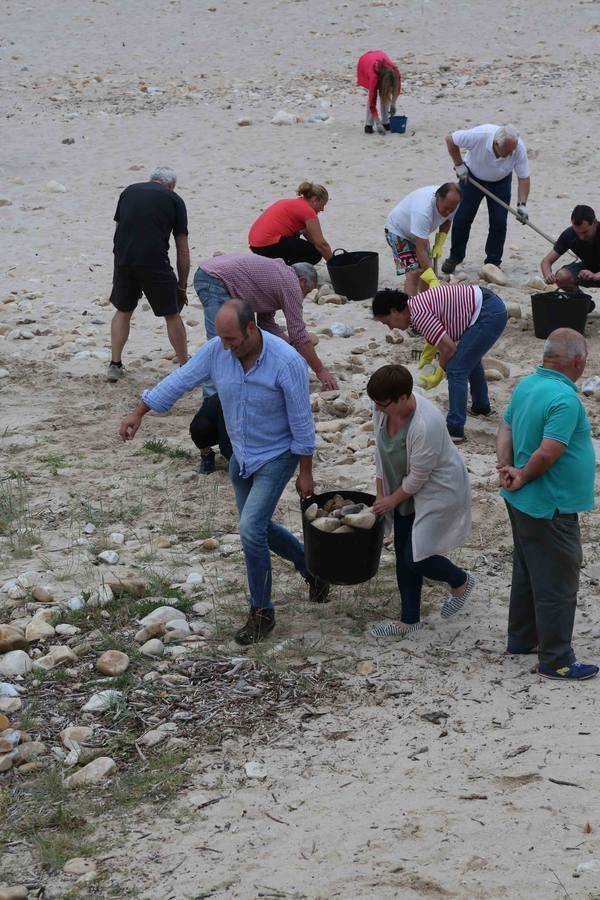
left=530, top=290, right=591, bottom=339
left=301, top=490, right=385, bottom=585
left=327, top=248, right=379, bottom=301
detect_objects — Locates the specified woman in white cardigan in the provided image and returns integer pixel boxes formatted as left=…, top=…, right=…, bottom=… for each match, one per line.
left=368, top=365, right=474, bottom=637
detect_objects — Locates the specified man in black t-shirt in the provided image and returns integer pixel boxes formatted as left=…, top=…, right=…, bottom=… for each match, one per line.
left=107, top=166, right=190, bottom=382
left=541, top=204, right=600, bottom=296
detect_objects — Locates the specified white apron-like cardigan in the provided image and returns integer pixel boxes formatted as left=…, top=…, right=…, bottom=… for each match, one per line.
left=373, top=392, right=472, bottom=562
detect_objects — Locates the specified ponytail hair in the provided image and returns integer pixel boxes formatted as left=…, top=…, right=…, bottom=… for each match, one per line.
left=297, top=181, right=329, bottom=203
left=377, top=65, right=400, bottom=107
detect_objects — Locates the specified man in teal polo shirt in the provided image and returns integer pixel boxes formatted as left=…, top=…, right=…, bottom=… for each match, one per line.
left=496, top=328, right=598, bottom=681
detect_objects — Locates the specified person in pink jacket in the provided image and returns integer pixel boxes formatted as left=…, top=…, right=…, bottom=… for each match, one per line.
left=356, top=50, right=401, bottom=134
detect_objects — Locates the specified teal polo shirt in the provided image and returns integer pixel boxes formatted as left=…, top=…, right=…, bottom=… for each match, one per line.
left=500, top=366, right=595, bottom=519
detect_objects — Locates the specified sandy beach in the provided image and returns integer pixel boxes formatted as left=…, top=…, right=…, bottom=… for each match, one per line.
left=2, top=1, right=600, bottom=897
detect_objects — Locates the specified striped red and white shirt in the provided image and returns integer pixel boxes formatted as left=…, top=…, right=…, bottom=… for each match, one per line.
left=408, top=283, right=482, bottom=345
left=198, top=253, right=309, bottom=346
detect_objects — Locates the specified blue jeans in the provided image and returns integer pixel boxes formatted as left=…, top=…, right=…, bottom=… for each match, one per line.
left=394, top=511, right=466, bottom=624
left=193, top=268, right=231, bottom=396
left=445, top=291, right=508, bottom=438
left=450, top=172, right=512, bottom=266
left=229, top=452, right=307, bottom=610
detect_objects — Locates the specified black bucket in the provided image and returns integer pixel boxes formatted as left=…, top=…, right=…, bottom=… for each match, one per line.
left=530, top=290, right=591, bottom=339
left=327, top=248, right=379, bottom=301
left=301, top=490, right=385, bottom=585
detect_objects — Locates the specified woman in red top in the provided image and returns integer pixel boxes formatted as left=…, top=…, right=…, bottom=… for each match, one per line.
left=356, top=50, right=401, bottom=135
left=249, top=181, right=332, bottom=265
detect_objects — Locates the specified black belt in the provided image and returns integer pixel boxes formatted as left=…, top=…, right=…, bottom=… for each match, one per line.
left=553, top=510, right=578, bottom=521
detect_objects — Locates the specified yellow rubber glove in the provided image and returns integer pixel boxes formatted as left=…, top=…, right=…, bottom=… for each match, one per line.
left=419, top=365, right=446, bottom=391
left=418, top=342, right=438, bottom=369
left=421, top=266, right=440, bottom=289
left=431, top=231, right=448, bottom=260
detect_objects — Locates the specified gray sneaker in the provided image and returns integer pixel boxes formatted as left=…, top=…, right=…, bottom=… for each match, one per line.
left=106, top=362, right=125, bottom=382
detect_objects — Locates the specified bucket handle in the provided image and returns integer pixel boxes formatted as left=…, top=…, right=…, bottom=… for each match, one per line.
left=331, top=248, right=349, bottom=257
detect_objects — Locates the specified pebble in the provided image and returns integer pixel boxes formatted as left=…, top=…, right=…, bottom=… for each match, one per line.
left=165, top=619, right=190, bottom=633
left=271, top=109, right=300, bottom=125
left=25, top=618, right=56, bottom=641
left=0, top=682, right=20, bottom=697
left=106, top=576, right=146, bottom=597
left=96, top=650, right=130, bottom=676
left=192, top=600, right=212, bottom=616
left=88, top=584, right=113, bottom=607
left=35, top=646, right=78, bottom=670
left=110, top=532, right=125, bottom=545
left=140, top=638, right=165, bottom=658
left=55, top=624, right=80, bottom=636
left=505, top=302, right=522, bottom=318
left=67, top=595, right=85, bottom=610
left=311, top=517, right=340, bottom=533
left=97, top=550, right=119, bottom=565
left=237, top=117, right=253, bottom=126
left=196, top=538, right=219, bottom=551
left=32, top=585, right=54, bottom=602
left=64, top=756, right=116, bottom=787
left=479, top=263, right=508, bottom=286
left=82, top=690, right=123, bottom=712
left=0, top=650, right=33, bottom=677
left=134, top=623, right=163, bottom=642
left=329, top=322, right=354, bottom=338
left=60, top=725, right=94, bottom=748
left=13, top=741, right=46, bottom=764
left=139, top=606, right=186, bottom=627
left=63, top=857, right=97, bottom=876
left=342, top=511, right=377, bottom=530
left=45, top=179, right=67, bottom=193
left=320, top=390, right=340, bottom=401
left=0, top=697, right=21, bottom=714
left=0, top=886, right=28, bottom=900
left=0, top=713, right=9, bottom=731
left=485, top=368, right=504, bottom=381
left=185, top=572, right=204, bottom=587
left=138, top=722, right=177, bottom=748
left=304, top=503, right=318, bottom=522
left=83, top=522, right=96, bottom=535
left=385, top=329, right=404, bottom=344
left=244, top=760, right=267, bottom=779
left=0, top=754, right=14, bottom=773
left=0, top=625, right=28, bottom=653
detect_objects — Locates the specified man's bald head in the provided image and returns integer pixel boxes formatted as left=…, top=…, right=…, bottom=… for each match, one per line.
left=543, top=328, right=587, bottom=381
left=215, top=298, right=256, bottom=334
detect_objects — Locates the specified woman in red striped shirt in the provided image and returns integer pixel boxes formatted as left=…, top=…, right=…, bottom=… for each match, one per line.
left=372, top=285, right=508, bottom=443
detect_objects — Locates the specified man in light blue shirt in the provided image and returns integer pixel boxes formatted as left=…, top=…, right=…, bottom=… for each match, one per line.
left=119, top=299, right=329, bottom=644
left=496, top=328, right=597, bottom=681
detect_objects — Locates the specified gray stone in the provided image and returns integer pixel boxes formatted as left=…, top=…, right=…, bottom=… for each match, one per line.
left=0, top=650, right=33, bottom=677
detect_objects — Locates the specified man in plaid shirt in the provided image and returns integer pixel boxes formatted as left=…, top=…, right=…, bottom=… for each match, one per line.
left=372, top=283, right=507, bottom=442
left=194, top=253, right=337, bottom=391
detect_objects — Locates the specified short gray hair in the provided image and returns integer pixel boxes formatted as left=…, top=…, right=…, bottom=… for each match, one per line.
left=149, top=166, right=177, bottom=187
left=543, top=328, right=587, bottom=361
left=291, top=262, right=318, bottom=289
left=494, top=124, right=519, bottom=147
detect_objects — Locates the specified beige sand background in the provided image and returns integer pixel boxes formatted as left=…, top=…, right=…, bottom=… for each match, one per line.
left=2, top=0, right=600, bottom=897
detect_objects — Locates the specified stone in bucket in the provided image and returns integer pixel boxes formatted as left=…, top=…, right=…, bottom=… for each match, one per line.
left=304, top=494, right=378, bottom=534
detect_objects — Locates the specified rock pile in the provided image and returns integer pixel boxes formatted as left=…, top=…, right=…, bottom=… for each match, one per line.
left=305, top=495, right=377, bottom=533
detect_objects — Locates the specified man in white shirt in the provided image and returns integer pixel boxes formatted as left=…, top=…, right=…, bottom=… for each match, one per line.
left=385, top=183, right=461, bottom=295
left=441, top=124, right=531, bottom=273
